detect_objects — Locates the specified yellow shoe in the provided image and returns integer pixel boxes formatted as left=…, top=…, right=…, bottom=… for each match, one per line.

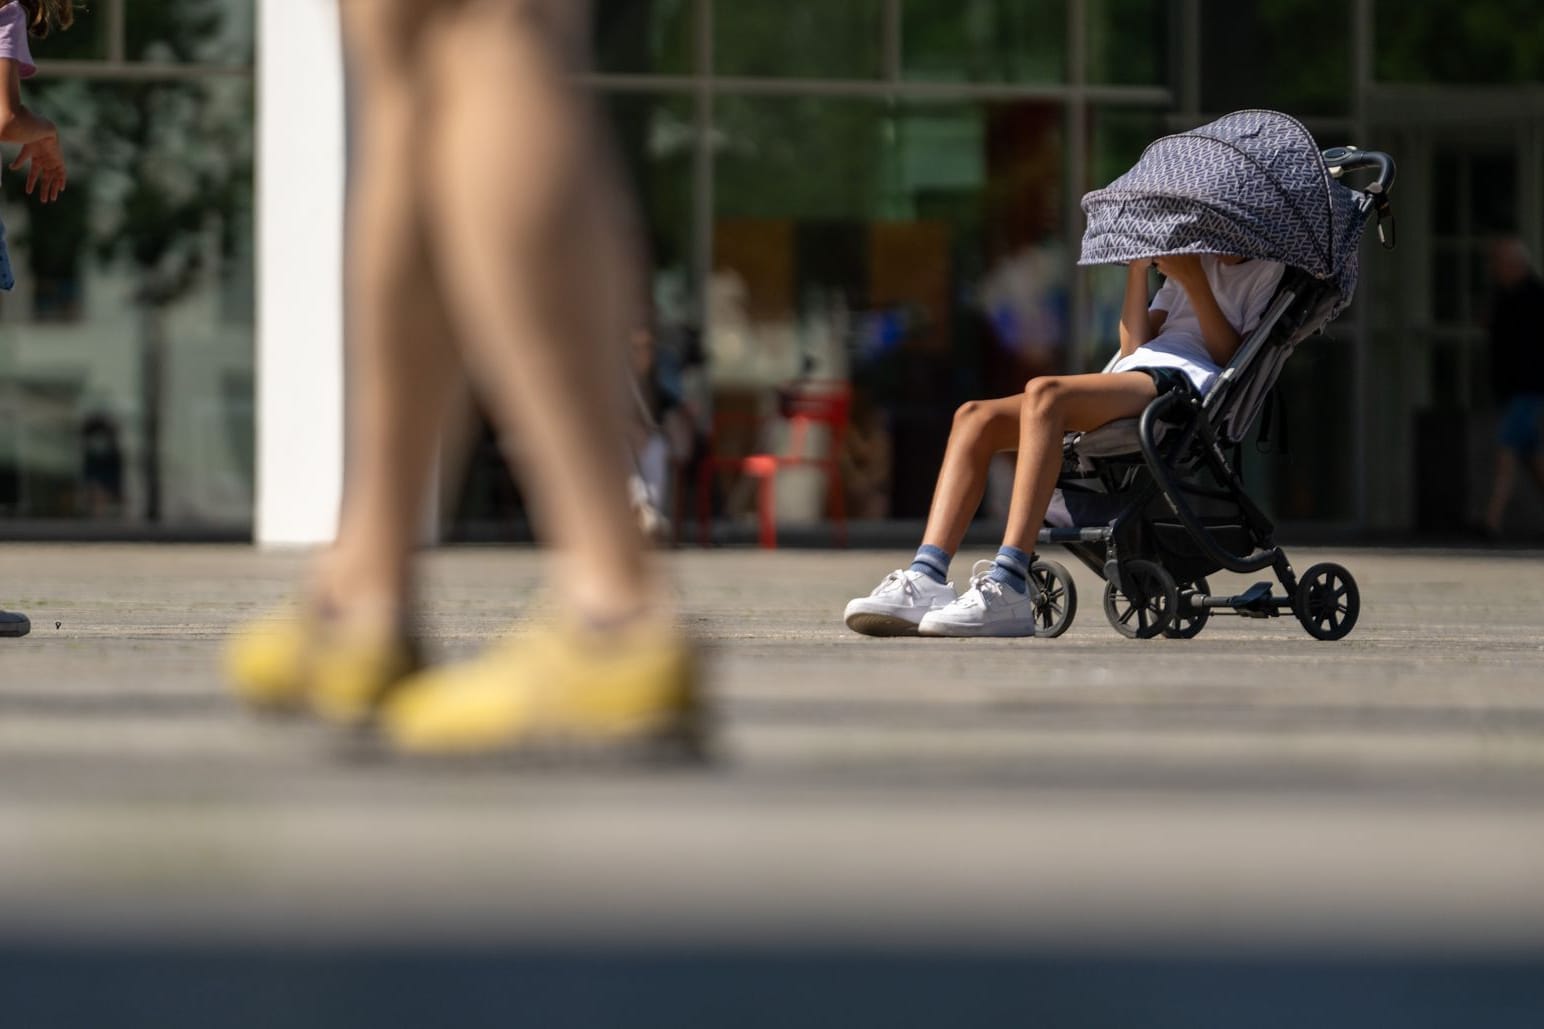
left=382, top=621, right=707, bottom=760
left=225, top=612, right=420, bottom=727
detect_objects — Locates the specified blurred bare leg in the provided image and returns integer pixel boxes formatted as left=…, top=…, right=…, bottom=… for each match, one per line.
left=416, top=0, right=653, bottom=622
left=319, top=0, right=463, bottom=627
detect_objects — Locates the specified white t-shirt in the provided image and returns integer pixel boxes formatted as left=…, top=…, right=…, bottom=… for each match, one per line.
left=1110, top=256, right=1286, bottom=394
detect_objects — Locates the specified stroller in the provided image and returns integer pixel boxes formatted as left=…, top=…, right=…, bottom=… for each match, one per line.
left=1022, top=110, right=1396, bottom=642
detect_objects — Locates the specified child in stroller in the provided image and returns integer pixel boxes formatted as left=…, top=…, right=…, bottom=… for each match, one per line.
left=843, top=110, right=1394, bottom=641
left=844, top=252, right=1282, bottom=639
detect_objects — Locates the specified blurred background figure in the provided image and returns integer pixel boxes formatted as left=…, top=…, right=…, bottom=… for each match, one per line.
left=1483, top=237, right=1544, bottom=538
left=628, top=322, right=695, bottom=543
left=227, top=0, right=704, bottom=758
left=79, top=411, right=124, bottom=518
left=840, top=381, right=893, bottom=521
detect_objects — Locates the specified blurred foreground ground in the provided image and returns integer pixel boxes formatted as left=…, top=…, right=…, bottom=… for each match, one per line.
left=3, top=544, right=1544, bottom=1027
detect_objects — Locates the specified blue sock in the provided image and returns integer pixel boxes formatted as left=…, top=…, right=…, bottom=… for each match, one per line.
left=908, top=544, right=951, bottom=585
left=987, top=545, right=1032, bottom=594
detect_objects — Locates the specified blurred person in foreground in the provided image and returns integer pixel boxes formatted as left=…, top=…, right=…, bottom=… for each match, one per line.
left=226, top=0, right=705, bottom=759
left=0, top=0, right=74, bottom=639
left=1484, top=237, right=1544, bottom=539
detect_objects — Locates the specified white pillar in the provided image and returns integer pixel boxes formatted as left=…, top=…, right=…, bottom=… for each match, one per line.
left=255, top=0, right=346, bottom=546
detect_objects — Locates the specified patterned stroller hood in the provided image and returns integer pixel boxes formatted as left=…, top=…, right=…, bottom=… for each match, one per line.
left=1079, top=110, right=1368, bottom=316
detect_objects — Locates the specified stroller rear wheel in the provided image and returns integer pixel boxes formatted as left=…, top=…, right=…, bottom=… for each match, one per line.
left=1164, top=577, right=1212, bottom=639
left=1294, top=563, right=1360, bottom=641
left=1029, top=559, right=1078, bottom=638
left=1103, top=560, right=1178, bottom=640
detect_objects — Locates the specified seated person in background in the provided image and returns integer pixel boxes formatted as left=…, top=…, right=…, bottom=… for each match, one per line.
left=628, top=324, right=695, bottom=541
left=843, top=253, right=1285, bottom=638
left=841, top=385, right=893, bottom=521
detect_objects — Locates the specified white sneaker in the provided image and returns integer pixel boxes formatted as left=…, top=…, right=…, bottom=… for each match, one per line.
left=844, top=569, right=958, bottom=637
left=917, top=561, right=1035, bottom=638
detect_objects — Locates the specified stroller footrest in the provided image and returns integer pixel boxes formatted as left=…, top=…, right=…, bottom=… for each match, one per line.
left=1205, top=581, right=1291, bottom=618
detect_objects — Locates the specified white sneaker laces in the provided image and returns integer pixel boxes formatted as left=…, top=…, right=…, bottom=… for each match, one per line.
left=955, top=560, right=1009, bottom=609
left=872, top=570, right=918, bottom=599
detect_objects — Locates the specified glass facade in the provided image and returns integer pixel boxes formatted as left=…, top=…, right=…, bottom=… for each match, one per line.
left=4, top=0, right=1543, bottom=537
left=0, top=0, right=253, bottom=528
left=410, top=0, right=1544, bottom=535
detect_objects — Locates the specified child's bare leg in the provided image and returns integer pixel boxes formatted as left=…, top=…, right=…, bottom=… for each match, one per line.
left=323, top=0, right=463, bottom=624
left=1001, top=373, right=1158, bottom=552
left=417, top=0, right=651, bottom=622
left=920, top=396, right=1022, bottom=556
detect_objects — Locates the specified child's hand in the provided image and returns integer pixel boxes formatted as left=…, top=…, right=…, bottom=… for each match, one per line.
left=10, top=136, right=67, bottom=204
left=1154, top=254, right=1204, bottom=284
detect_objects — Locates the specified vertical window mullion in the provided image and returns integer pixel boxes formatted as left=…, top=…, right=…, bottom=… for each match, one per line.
left=108, top=0, right=127, bottom=64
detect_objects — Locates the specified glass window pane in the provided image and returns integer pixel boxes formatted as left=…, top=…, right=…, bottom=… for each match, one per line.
left=715, top=0, right=884, bottom=80
left=1087, top=0, right=1169, bottom=86
left=904, top=0, right=1066, bottom=84
left=129, top=0, right=254, bottom=65
left=1200, top=0, right=1351, bottom=117
left=1267, top=342, right=1354, bottom=521
left=713, top=96, right=1065, bottom=517
left=1377, top=0, right=1544, bottom=85
left=594, top=0, right=694, bottom=75
left=604, top=92, right=696, bottom=311
left=0, top=78, right=254, bottom=525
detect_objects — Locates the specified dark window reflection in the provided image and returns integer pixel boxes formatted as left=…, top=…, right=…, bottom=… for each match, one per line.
left=904, top=0, right=1066, bottom=83
left=716, top=0, right=884, bottom=79
left=593, top=0, right=694, bottom=75
left=1200, top=0, right=1351, bottom=116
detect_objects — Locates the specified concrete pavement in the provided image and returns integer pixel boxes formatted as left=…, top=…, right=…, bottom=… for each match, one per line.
left=2, top=543, right=1544, bottom=1025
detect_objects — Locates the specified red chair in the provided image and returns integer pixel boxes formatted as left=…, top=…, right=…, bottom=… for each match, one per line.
left=696, top=380, right=851, bottom=549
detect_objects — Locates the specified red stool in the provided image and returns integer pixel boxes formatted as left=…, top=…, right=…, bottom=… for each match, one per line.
left=697, top=381, right=851, bottom=549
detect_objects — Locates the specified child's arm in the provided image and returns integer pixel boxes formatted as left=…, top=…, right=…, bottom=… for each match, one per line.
left=1155, top=255, right=1241, bottom=366
left=0, top=60, right=66, bottom=203
left=1117, top=261, right=1168, bottom=358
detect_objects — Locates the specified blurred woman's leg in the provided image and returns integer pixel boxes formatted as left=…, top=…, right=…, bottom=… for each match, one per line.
left=414, top=0, right=654, bottom=622
left=324, top=0, right=463, bottom=624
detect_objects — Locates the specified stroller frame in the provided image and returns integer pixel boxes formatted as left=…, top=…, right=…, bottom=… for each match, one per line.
left=1026, top=147, right=1397, bottom=641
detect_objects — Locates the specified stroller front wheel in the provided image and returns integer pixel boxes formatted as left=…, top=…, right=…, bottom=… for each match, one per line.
left=1103, top=560, right=1178, bottom=640
left=1164, top=577, right=1212, bottom=639
left=1294, top=563, right=1360, bottom=641
left=1029, top=559, right=1078, bottom=638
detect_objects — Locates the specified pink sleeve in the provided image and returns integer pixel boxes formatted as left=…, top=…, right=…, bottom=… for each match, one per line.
left=0, top=3, right=37, bottom=79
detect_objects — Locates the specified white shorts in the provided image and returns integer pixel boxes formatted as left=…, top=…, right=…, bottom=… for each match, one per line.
left=1108, top=339, right=1221, bottom=395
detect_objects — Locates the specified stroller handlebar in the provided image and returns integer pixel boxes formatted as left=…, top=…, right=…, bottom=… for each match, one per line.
left=1322, top=146, right=1396, bottom=196
left=1323, top=147, right=1397, bottom=249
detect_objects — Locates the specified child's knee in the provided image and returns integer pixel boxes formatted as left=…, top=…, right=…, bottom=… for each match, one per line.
left=1022, top=376, right=1062, bottom=416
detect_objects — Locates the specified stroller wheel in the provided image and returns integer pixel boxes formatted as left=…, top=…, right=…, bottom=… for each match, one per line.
left=1029, top=559, right=1078, bottom=638
left=1164, top=577, right=1212, bottom=639
left=1294, top=563, right=1360, bottom=641
left=1102, top=560, right=1178, bottom=640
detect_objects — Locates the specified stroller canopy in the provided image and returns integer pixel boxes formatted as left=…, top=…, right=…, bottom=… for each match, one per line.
left=1079, top=110, right=1367, bottom=313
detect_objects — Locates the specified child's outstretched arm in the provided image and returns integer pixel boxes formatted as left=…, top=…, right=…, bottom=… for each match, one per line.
left=0, top=58, right=65, bottom=203
left=1155, top=255, right=1241, bottom=366
left=1118, top=260, right=1168, bottom=358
